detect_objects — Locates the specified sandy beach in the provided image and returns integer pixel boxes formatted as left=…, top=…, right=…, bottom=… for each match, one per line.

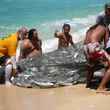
left=0, top=84, right=110, bottom=110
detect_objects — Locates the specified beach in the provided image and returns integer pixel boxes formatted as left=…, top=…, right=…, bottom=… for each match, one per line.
left=0, top=0, right=110, bottom=110
left=0, top=84, right=110, bottom=110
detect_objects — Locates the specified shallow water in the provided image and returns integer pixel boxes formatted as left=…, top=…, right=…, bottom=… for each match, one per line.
left=0, top=0, right=109, bottom=41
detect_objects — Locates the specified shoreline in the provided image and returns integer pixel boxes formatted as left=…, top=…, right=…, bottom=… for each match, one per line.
left=0, top=84, right=110, bottom=110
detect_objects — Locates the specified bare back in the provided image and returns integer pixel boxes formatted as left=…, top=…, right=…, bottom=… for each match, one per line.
left=84, top=25, right=108, bottom=45
left=21, top=39, right=42, bottom=58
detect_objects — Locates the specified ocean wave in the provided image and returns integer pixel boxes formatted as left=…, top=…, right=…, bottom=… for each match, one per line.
left=42, top=28, right=88, bottom=53
left=0, top=13, right=101, bottom=53
left=40, top=14, right=99, bottom=53
left=88, top=3, right=104, bottom=8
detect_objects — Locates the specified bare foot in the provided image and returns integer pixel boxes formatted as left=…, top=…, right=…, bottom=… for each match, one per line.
left=96, top=88, right=110, bottom=95
left=5, top=81, right=12, bottom=87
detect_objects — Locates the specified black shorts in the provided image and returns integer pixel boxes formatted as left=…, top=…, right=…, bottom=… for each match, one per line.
left=0, top=56, right=8, bottom=84
left=0, top=66, right=5, bottom=84
left=0, top=56, right=8, bottom=65
left=105, top=47, right=110, bottom=54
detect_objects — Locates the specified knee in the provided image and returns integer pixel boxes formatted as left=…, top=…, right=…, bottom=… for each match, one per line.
left=5, top=64, right=13, bottom=74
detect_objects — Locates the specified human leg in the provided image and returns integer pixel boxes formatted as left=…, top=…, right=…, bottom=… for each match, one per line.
left=97, top=67, right=110, bottom=92
left=86, top=64, right=94, bottom=88
left=5, top=64, right=13, bottom=86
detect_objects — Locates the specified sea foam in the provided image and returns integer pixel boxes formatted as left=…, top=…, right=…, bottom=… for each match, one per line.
left=42, top=14, right=98, bottom=53
left=0, top=13, right=102, bottom=53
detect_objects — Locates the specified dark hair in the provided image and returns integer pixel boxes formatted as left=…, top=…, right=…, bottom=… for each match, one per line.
left=0, top=56, right=8, bottom=65
left=28, top=28, right=37, bottom=40
left=105, top=3, right=110, bottom=9
left=63, top=23, right=71, bottom=30
left=87, top=24, right=99, bottom=32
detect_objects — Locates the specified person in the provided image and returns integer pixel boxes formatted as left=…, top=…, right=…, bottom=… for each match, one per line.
left=20, top=28, right=42, bottom=59
left=105, top=27, right=110, bottom=54
left=54, top=23, right=75, bottom=49
left=96, top=3, right=110, bottom=26
left=83, top=21, right=110, bottom=93
left=0, top=27, right=28, bottom=86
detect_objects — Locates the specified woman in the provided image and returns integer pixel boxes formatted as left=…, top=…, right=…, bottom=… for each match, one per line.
left=21, top=28, right=42, bottom=59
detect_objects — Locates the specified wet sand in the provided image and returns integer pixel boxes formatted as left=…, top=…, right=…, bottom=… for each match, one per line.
left=0, top=84, right=110, bottom=110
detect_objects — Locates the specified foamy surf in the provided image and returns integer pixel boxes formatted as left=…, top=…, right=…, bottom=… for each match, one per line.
left=41, top=11, right=105, bottom=53
left=0, top=12, right=103, bottom=53
left=42, top=38, right=58, bottom=53
left=41, top=15, right=97, bottom=53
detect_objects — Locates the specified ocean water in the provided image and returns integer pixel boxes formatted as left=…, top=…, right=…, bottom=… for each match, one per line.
left=0, top=0, right=110, bottom=52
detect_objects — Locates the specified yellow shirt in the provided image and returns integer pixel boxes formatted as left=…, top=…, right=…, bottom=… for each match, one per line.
left=0, top=33, right=18, bottom=57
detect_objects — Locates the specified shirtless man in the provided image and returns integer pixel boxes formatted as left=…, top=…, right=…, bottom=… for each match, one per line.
left=20, top=28, right=42, bottom=59
left=84, top=22, right=110, bottom=93
left=55, top=23, right=75, bottom=49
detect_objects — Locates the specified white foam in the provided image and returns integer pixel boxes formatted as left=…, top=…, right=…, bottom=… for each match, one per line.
left=42, top=38, right=58, bottom=53
left=0, top=12, right=102, bottom=53
left=42, top=27, right=88, bottom=53
left=41, top=13, right=100, bottom=53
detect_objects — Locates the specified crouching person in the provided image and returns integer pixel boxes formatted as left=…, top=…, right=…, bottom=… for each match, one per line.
left=0, top=27, right=28, bottom=86
left=84, top=21, right=110, bottom=93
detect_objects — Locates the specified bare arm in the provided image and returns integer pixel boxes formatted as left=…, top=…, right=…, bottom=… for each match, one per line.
left=27, top=49, right=42, bottom=58
left=38, top=40, right=42, bottom=54
left=54, top=31, right=63, bottom=38
left=55, top=32, right=69, bottom=45
left=104, top=27, right=109, bottom=48
left=84, top=30, right=90, bottom=45
left=69, top=35, right=75, bottom=48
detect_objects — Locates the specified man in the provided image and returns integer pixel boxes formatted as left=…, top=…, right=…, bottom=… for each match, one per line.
left=84, top=21, right=110, bottom=93
left=96, top=3, right=110, bottom=26
left=54, top=23, right=75, bottom=49
left=0, top=27, right=28, bottom=86
left=20, top=28, right=42, bottom=59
